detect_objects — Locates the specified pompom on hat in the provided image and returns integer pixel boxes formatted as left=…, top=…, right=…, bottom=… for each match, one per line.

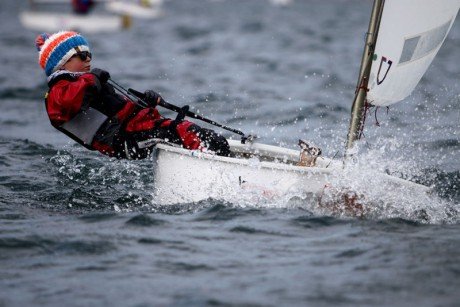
left=35, top=31, right=90, bottom=76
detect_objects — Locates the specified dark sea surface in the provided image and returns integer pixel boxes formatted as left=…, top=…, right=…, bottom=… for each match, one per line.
left=1, top=0, right=460, bottom=306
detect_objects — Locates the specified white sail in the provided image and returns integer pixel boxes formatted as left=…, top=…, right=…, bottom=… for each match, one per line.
left=367, top=0, right=460, bottom=106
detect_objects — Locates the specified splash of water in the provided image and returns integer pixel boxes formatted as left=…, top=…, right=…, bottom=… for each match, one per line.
left=45, top=139, right=458, bottom=224
left=317, top=139, right=459, bottom=224
left=47, top=148, right=155, bottom=212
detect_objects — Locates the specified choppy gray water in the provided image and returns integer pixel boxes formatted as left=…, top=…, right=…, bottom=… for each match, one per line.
left=1, top=0, right=459, bottom=306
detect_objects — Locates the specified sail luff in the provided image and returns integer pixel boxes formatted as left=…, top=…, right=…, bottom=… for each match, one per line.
left=345, top=0, right=385, bottom=156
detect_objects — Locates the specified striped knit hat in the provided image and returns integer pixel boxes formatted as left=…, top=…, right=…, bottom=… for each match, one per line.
left=35, top=31, right=90, bottom=76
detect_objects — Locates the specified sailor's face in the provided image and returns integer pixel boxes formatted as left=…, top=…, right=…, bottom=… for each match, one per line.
left=63, top=51, right=92, bottom=73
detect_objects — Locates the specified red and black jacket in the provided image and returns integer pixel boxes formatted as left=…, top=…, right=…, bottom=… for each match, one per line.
left=45, top=71, right=202, bottom=158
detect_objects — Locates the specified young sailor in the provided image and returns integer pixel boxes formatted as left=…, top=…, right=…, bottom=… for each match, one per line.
left=36, top=31, right=230, bottom=159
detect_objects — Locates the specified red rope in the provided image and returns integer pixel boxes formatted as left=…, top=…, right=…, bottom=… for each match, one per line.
left=356, top=77, right=369, bottom=94
left=358, top=99, right=370, bottom=139
left=355, top=78, right=393, bottom=139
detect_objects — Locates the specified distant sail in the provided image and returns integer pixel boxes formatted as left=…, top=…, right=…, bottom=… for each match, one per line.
left=367, top=0, right=460, bottom=106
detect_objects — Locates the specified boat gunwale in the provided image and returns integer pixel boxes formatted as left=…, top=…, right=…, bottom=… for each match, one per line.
left=152, top=142, right=336, bottom=175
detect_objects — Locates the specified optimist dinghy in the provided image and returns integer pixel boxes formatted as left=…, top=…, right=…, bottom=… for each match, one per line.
left=150, top=139, right=432, bottom=205
left=123, top=0, right=460, bottom=205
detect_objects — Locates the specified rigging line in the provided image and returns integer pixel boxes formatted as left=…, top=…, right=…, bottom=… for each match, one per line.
left=374, top=106, right=381, bottom=127
left=374, top=106, right=391, bottom=127
left=325, top=150, right=340, bottom=168
left=358, top=99, right=371, bottom=140
left=355, top=75, right=371, bottom=140
left=354, top=74, right=370, bottom=95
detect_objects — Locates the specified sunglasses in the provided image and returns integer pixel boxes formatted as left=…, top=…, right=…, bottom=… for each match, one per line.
left=72, top=51, right=92, bottom=61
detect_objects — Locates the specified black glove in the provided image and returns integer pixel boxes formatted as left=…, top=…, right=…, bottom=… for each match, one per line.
left=175, top=105, right=189, bottom=122
left=91, top=68, right=110, bottom=84
left=144, top=90, right=163, bottom=107
left=168, top=105, right=190, bottom=133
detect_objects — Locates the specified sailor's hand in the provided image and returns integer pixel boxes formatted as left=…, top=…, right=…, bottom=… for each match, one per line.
left=91, top=68, right=110, bottom=84
left=144, top=90, right=162, bottom=107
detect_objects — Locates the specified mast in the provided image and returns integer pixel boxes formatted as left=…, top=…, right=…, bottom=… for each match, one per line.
left=345, top=0, right=385, bottom=157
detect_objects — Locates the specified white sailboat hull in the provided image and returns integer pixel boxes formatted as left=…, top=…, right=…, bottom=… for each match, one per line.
left=19, top=11, right=127, bottom=33
left=152, top=140, right=429, bottom=205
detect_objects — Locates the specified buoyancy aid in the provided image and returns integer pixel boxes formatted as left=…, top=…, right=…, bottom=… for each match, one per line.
left=59, top=106, right=108, bottom=149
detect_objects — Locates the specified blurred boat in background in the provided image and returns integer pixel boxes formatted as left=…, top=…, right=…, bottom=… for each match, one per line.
left=269, top=0, right=293, bottom=7
left=106, top=0, right=163, bottom=19
left=19, top=10, right=131, bottom=33
left=19, top=0, right=134, bottom=33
